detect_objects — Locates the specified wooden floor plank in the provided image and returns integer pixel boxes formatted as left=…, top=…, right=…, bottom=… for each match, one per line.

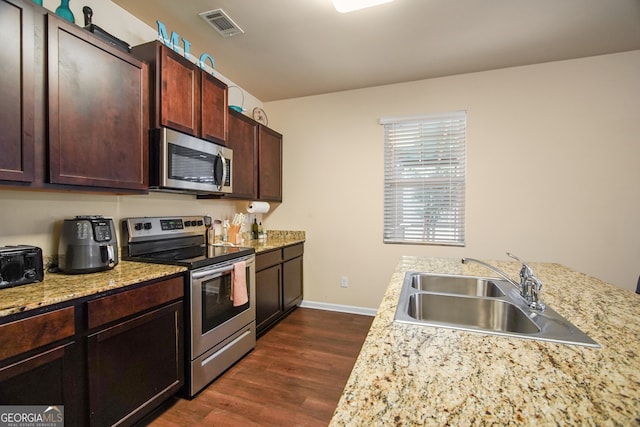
left=144, top=308, right=373, bottom=426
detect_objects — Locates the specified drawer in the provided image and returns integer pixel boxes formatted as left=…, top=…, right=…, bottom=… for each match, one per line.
left=283, top=243, right=304, bottom=261
left=256, top=249, right=283, bottom=271
left=87, top=276, right=184, bottom=329
left=0, top=306, right=75, bottom=361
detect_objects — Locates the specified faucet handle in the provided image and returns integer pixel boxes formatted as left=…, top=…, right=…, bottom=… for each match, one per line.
left=507, top=252, right=545, bottom=310
left=506, top=252, right=526, bottom=264
left=525, top=276, right=545, bottom=311
left=506, top=252, right=535, bottom=278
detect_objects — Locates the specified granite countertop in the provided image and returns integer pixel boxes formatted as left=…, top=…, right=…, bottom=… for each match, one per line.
left=242, top=230, right=305, bottom=253
left=0, top=261, right=187, bottom=319
left=0, top=232, right=305, bottom=320
left=330, top=256, right=640, bottom=426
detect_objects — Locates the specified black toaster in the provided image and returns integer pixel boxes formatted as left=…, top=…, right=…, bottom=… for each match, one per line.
left=0, top=245, right=44, bottom=289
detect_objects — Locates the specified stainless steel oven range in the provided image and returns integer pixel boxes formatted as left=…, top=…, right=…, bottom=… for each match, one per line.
left=121, top=216, right=256, bottom=397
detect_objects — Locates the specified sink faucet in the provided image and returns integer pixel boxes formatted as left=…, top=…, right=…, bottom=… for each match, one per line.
left=461, top=252, right=545, bottom=311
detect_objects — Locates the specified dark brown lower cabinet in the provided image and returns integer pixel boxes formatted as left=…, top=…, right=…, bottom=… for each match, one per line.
left=0, top=305, right=81, bottom=422
left=256, top=264, right=283, bottom=334
left=283, top=254, right=303, bottom=311
left=0, top=342, right=82, bottom=425
left=256, top=243, right=304, bottom=336
left=0, top=275, right=184, bottom=427
left=88, top=301, right=183, bottom=427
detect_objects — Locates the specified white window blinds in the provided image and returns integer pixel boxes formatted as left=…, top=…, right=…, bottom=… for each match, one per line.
left=381, top=111, right=466, bottom=246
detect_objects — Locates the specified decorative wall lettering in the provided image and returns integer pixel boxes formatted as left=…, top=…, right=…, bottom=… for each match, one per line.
left=157, top=20, right=216, bottom=76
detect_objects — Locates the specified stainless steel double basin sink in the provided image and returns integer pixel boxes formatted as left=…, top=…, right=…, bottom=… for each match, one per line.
left=394, top=273, right=600, bottom=347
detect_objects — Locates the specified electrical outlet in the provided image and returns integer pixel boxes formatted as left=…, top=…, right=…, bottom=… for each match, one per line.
left=340, top=276, right=348, bottom=288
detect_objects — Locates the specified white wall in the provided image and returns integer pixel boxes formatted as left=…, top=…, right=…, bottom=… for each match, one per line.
left=264, top=50, right=640, bottom=308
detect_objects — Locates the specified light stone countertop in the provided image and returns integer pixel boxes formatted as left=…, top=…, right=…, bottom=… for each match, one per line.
left=0, top=261, right=187, bottom=319
left=241, top=230, right=305, bottom=253
left=330, top=256, right=640, bottom=426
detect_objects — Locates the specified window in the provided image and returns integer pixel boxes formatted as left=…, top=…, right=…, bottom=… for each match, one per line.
left=381, top=111, right=466, bottom=246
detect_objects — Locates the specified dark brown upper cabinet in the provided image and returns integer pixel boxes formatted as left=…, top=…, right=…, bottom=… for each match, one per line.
left=219, top=109, right=282, bottom=202
left=201, top=71, right=228, bottom=143
left=131, top=41, right=228, bottom=145
left=226, top=108, right=258, bottom=199
left=257, top=125, right=283, bottom=202
left=0, top=0, right=35, bottom=183
left=0, top=0, right=149, bottom=193
left=47, top=14, right=149, bottom=191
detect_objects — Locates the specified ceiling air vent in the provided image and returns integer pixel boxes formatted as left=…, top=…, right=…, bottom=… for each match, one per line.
left=199, top=9, right=244, bottom=37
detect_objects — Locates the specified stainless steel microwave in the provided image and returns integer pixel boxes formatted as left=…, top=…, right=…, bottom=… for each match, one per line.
left=150, top=127, right=232, bottom=195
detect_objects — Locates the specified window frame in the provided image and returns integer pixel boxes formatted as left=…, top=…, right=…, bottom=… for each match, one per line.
left=381, top=110, right=467, bottom=246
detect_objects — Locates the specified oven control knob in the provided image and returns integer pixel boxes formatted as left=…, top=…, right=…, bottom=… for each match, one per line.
left=134, top=223, right=143, bottom=231
left=143, top=222, right=152, bottom=230
left=197, top=220, right=203, bottom=226
left=185, top=221, right=192, bottom=227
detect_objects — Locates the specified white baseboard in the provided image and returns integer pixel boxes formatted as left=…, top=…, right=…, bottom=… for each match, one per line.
left=299, top=300, right=377, bottom=317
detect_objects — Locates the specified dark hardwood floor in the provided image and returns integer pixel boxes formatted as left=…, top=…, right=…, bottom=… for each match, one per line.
left=146, top=308, right=373, bottom=426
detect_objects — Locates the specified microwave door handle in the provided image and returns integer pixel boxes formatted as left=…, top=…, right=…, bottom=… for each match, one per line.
left=210, top=154, right=223, bottom=191
left=219, top=152, right=227, bottom=191
left=192, top=264, right=234, bottom=280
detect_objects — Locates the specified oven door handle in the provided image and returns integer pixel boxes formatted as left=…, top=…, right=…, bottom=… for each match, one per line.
left=191, top=264, right=235, bottom=280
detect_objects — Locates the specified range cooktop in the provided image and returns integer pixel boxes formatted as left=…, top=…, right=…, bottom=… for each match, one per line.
left=121, top=215, right=254, bottom=270
left=125, top=244, right=254, bottom=270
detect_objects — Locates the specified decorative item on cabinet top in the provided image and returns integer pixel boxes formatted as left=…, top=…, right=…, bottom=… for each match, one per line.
left=156, top=20, right=216, bottom=77
left=229, top=85, right=245, bottom=113
left=253, top=107, right=268, bottom=126
left=55, top=0, right=75, bottom=23
left=82, top=6, right=131, bottom=52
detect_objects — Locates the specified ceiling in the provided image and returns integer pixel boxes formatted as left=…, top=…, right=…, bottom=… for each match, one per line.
left=112, top=0, right=640, bottom=102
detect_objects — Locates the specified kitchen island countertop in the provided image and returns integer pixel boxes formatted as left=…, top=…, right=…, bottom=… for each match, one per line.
left=330, top=256, right=640, bottom=426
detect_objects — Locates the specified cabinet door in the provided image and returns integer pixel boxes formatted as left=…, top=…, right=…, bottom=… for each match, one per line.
left=256, top=264, right=282, bottom=335
left=159, top=45, right=200, bottom=136
left=283, top=256, right=303, bottom=312
left=0, top=343, right=82, bottom=425
left=88, top=301, right=183, bottom=427
left=258, top=125, right=283, bottom=202
left=201, top=73, right=228, bottom=144
left=227, top=109, right=257, bottom=199
left=0, top=0, right=34, bottom=183
left=47, top=15, right=148, bottom=190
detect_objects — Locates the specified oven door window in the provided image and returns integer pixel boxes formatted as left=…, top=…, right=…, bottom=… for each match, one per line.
left=201, top=268, right=250, bottom=333
left=168, top=143, right=224, bottom=187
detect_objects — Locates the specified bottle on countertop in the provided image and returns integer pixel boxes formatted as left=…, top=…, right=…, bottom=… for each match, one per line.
left=222, top=220, right=229, bottom=242
left=252, top=218, right=259, bottom=240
